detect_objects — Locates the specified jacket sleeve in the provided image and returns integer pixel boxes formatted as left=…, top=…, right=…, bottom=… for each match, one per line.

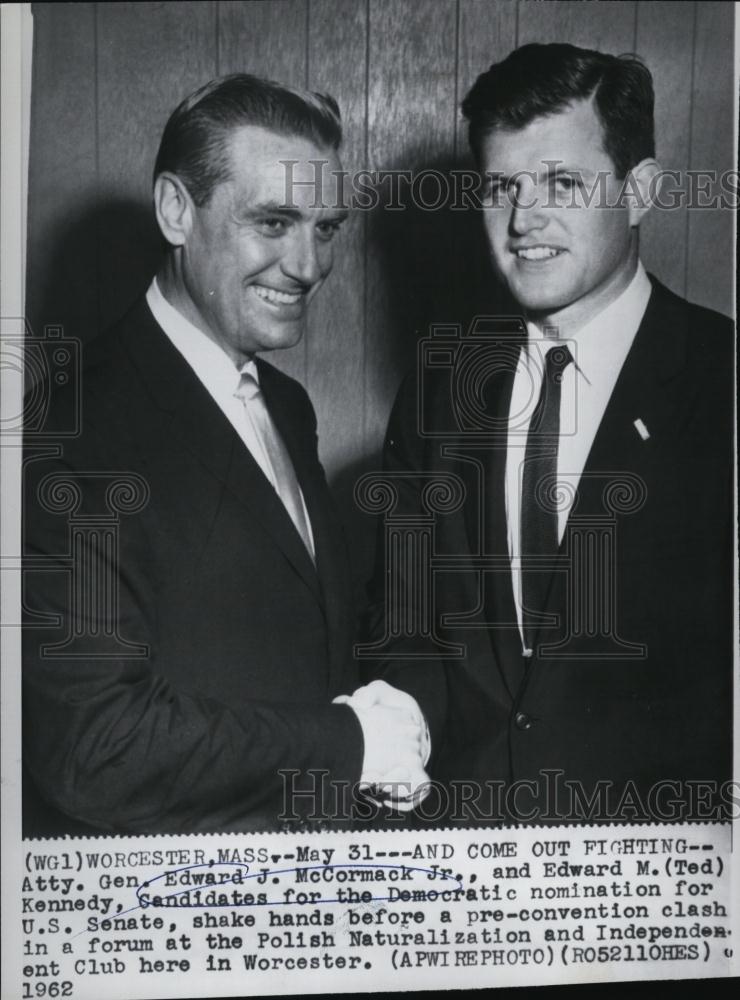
left=22, top=419, right=363, bottom=835
left=361, top=372, right=450, bottom=760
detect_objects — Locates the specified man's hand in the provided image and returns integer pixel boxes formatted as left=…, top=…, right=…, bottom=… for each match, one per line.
left=334, top=680, right=431, bottom=811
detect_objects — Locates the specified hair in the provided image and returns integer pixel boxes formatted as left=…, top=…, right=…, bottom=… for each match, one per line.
left=153, top=73, right=343, bottom=206
left=461, top=43, right=655, bottom=177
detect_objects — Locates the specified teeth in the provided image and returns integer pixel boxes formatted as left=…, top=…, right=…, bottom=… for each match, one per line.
left=253, top=286, right=302, bottom=305
left=516, top=247, right=560, bottom=260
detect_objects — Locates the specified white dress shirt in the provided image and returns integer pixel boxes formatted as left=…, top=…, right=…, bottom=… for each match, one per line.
left=146, top=278, right=315, bottom=555
left=505, top=262, right=652, bottom=643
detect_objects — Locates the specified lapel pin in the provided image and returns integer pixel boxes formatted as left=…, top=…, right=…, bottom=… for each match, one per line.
left=633, top=418, right=650, bottom=441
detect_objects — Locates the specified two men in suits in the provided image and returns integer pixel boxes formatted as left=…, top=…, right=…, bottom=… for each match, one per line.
left=371, top=44, right=733, bottom=822
left=22, top=74, right=428, bottom=835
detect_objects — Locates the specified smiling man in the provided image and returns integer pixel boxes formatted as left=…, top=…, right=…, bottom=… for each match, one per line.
left=370, top=44, right=733, bottom=823
left=23, top=74, right=428, bottom=834
left=478, top=95, right=658, bottom=331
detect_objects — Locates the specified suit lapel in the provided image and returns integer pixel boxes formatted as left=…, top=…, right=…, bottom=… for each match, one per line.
left=536, top=278, right=690, bottom=650
left=119, top=300, right=323, bottom=605
left=564, top=277, right=688, bottom=521
left=257, top=361, right=352, bottom=692
left=258, top=358, right=348, bottom=603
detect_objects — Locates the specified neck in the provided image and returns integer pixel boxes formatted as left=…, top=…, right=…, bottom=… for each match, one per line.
left=155, top=257, right=248, bottom=368
left=156, top=256, right=195, bottom=326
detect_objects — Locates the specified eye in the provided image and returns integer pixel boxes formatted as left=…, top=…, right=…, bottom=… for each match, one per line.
left=316, top=219, right=344, bottom=242
left=552, top=175, right=581, bottom=193
left=256, top=217, right=289, bottom=236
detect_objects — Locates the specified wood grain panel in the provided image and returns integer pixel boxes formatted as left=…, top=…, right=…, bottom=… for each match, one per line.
left=307, top=0, right=369, bottom=587
left=517, top=0, right=637, bottom=51
left=96, top=1, right=216, bottom=330
left=365, top=0, right=458, bottom=451
left=218, top=0, right=309, bottom=384
left=26, top=3, right=98, bottom=343
left=218, top=0, right=307, bottom=83
left=456, top=0, right=519, bottom=342
left=635, top=2, right=694, bottom=298
left=306, top=0, right=367, bottom=476
left=457, top=0, right=517, bottom=153
left=686, top=2, right=734, bottom=316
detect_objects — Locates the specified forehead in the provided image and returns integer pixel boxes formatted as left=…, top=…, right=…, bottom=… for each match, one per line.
left=481, top=97, right=613, bottom=172
left=222, top=124, right=342, bottom=208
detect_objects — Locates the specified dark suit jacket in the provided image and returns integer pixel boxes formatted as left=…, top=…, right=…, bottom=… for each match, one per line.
left=369, top=277, right=734, bottom=823
left=23, top=298, right=363, bottom=835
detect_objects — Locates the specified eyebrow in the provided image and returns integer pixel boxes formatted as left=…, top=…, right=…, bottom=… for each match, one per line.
left=545, top=164, right=598, bottom=182
left=243, top=201, right=304, bottom=220
left=242, top=200, right=349, bottom=222
left=486, top=165, right=599, bottom=186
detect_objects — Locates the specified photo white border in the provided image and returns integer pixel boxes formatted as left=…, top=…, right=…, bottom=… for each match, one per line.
left=1, top=4, right=33, bottom=999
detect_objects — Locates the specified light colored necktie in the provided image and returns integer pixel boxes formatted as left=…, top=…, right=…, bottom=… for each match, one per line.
left=234, top=370, right=315, bottom=562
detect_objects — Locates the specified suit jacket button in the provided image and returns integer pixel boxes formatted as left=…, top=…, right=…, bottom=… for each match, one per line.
left=515, top=711, right=532, bottom=731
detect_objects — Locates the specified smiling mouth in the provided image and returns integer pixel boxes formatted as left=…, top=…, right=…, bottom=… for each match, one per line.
left=252, top=285, right=305, bottom=305
left=514, top=246, right=564, bottom=261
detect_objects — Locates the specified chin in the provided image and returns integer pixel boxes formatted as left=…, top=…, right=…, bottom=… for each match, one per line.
left=260, top=328, right=304, bottom=353
left=508, top=278, right=575, bottom=313
left=511, top=292, right=567, bottom=315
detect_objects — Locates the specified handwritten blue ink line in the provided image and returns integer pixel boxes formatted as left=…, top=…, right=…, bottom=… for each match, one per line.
left=73, top=862, right=464, bottom=939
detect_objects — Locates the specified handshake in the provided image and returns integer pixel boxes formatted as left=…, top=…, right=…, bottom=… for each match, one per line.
left=334, top=680, right=431, bottom=811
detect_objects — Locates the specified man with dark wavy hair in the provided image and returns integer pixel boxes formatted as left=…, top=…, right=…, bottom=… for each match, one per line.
left=372, top=44, right=733, bottom=823
left=23, top=73, right=428, bottom=834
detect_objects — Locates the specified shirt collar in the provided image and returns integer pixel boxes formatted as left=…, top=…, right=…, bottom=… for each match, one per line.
left=146, top=277, right=258, bottom=394
left=525, top=261, right=652, bottom=383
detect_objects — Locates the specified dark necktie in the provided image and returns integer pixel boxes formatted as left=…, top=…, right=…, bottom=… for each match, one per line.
left=520, top=343, right=573, bottom=653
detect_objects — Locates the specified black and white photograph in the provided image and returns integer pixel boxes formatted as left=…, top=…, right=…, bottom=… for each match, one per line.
left=1, top=1, right=737, bottom=998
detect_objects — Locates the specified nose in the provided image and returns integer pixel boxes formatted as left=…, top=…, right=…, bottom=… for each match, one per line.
left=509, top=176, right=548, bottom=236
left=280, top=227, right=328, bottom=286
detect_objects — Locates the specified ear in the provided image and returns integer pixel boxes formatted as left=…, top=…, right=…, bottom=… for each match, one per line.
left=624, top=158, right=662, bottom=226
left=153, top=172, right=194, bottom=247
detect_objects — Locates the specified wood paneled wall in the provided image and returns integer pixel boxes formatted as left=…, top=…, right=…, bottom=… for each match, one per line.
left=26, top=0, right=736, bottom=588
